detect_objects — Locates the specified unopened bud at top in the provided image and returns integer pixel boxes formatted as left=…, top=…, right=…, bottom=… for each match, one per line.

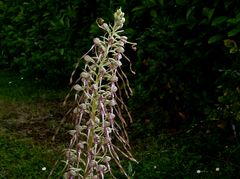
left=114, top=8, right=125, bottom=20
left=114, top=8, right=125, bottom=29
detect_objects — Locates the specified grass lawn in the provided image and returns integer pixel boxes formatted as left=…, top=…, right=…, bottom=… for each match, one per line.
left=0, top=69, right=67, bottom=178
left=0, top=134, right=64, bottom=178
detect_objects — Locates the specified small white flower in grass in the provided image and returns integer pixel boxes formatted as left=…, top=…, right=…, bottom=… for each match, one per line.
left=154, top=165, right=157, bottom=169
left=8, top=81, right=12, bottom=84
left=216, top=167, right=220, bottom=172
left=20, top=77, right=24, bottom=80
left=42, top=167, right=46, bottom=171
left=196, top=170, right=201, bottom=174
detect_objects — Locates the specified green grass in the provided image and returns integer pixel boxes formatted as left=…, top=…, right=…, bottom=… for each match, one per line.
left=0, top=69, right=67, bottom=178
left=1, top=69, right=240, bottom=178
left=128, top=130, right=240, bottom=178
left=0, top=134, right=64, bottom=178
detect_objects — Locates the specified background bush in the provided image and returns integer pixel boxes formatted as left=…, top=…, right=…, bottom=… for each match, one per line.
left=1, top=0, right=240, bottom=138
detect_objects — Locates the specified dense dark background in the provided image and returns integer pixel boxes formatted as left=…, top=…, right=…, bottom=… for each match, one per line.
left=1, top=0, right=240, bottom=143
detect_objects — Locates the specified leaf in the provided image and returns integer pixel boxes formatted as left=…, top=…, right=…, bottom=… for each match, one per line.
left=211, top=16, right=227, bottom=26
left=131, top=6, right=146, bottom=19
left=227, top=18, right=238, bottom=24
left=159, top=0, right=164, bottom=6
left=202, top=7, right=215, bottom=21
left=132, top=6, right=145, bottom=12
left=184, top=39, right=198, bottom=46
left=176, top=0, right=186, bottom=5
left=150, top=10, right=157, bottom=18
left=230, top=47, right=238, bottom=54
left=186, top=6, right=195, bottom=20
left=224, top=39, right=238, bottom=53
left=60, top=48, right=64, bottom=55
left=208, top=34, right=224, bottom=44
left=43, top=12, right=50, bottom=17
left=224, top=39, right=236, bottom=48
left=228, top=26, right=240, bottom=37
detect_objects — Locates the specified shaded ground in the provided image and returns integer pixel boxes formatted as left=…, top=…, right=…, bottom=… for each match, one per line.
left=0, top=100, right=67, bottom=143
left=0, top=69, right=71, bottom=144
left=0, top=70, right=70, bottom=178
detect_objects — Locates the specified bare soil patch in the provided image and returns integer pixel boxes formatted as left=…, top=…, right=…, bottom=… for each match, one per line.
left=0, top=100, right=70, bottom=144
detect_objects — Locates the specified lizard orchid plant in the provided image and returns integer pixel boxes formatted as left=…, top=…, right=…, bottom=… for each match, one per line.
left=63, top=8, right=137, bottom=179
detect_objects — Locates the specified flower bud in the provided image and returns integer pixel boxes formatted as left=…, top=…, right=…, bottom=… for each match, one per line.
left=99, top=66, right=106, bottom=75
left=80, top=72, right=90, bottom=79
left=104, top=121, right=111, bottom=127
left=114, top=8, right=124, bottom=20
left=95, top=117, right=100, bottom=123
left=75, top=125, right=82, bottom=133
left=110, top=58, right=122, bottom=68
left=69, top=130, right=76, bottom=136
left=102, top=23, right=110, bottom=32
left=121, top=36, right=128, bottom=42
left=104, top=137, right=111, bottom=144
left=90, top=160, right=97, bottom=167
left=86, top=119, right=94, bottom=126
left=115, top=60, right=122, bottom=67
left=109, top=113, right=115, bottom=119
left=76, top=142, right=85, bottom=149
left=92, top=84, right=98, bottom=91
left=73, top=84, right=82, bottom=91
left=84, top=55, right=95, bottom=63
left=110, top=75, right=118, bottom=82
left=68, top=170, right=77, bottom=177
left=103, top=156, right=111, bottom=163
left=106, top=127, right=112, bottom=133
left=96, top=164, right=107, bottom=172
left=111, top=84, right=118, bottom=93
left=117, top=53, right=122, bottom=60
left=93, top=38, right=101, bottom=45
left=109, top=99, right=117, bottom=106
left=80, top=103, right=87, bottom=110
left=108, top=37, right=114, bottom=45
left=116, top=47, right=125, bottom=53
left=73, top=107, right=80, bottom=113
left=116, top=41, right=125, bottom=47
left=99, top=90, right=106, bottom=94
left=103, top=91, right=112, bottom=99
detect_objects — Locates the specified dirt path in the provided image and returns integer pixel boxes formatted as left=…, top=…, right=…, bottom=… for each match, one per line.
left=0, top=100, right=68, bottom=143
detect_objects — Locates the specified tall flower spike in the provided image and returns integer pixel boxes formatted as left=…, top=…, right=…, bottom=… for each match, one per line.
left=62, top=8, right=137, bottom=179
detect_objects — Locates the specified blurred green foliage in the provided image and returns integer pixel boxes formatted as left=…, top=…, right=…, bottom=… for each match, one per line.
left=1, top=0, right=240, bottom=139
